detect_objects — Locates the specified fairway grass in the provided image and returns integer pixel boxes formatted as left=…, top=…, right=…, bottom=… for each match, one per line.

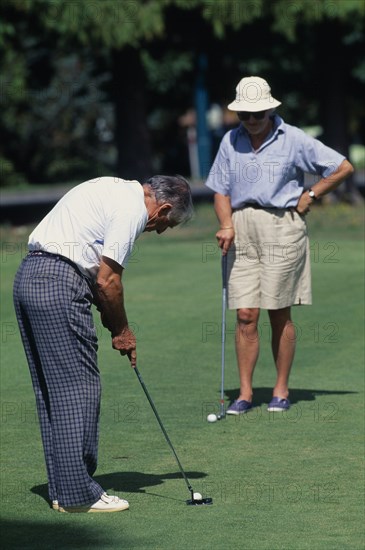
left=0, top=204, right=364, bottom=549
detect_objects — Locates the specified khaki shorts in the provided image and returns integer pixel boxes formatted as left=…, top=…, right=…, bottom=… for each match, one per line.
left=227, top=207, right=312, bottom=310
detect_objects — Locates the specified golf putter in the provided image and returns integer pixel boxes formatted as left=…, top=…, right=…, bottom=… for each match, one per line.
left=132, top=364, right=213, bottom=506
left=217, top=253, right=228, bottom=421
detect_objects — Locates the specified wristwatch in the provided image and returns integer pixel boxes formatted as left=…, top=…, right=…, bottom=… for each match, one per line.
left=308, top=188, right=317, bottom=200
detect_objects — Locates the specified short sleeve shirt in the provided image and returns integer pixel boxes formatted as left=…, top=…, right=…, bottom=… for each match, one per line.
left=205, top=116, right=346, bottom=209
left=28, top=177, right=148, bottom=281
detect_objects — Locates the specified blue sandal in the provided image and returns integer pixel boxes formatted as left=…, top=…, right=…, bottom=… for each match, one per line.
left=226, top=399, right=253, bottom=415
left=267, top=397, right=290, bottom=412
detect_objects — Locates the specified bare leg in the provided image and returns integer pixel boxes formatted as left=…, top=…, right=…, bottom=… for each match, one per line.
left=235, top=308, right=260, bottom=402
left=268, top=307, right=296, bottom=399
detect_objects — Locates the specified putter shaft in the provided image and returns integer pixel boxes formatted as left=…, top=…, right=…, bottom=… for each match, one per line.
left=220, top=254, right=228, bottom=418
left=133, top=365, right=193, bottom=495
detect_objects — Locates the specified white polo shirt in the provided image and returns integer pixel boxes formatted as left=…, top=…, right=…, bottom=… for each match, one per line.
left=28, top=177, right=148, bottom=281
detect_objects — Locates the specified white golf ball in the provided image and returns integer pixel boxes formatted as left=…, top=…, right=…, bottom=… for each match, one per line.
left=207, top=413, right=217, bottom=423
left=193, top=492, right=202, bottom=501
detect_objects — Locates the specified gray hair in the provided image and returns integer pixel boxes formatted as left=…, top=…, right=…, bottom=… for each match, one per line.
left=144, top=175, right=194, bottom=225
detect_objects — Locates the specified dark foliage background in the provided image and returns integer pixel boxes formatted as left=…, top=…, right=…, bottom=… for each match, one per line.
left=1, top=0, right=364, bottom=201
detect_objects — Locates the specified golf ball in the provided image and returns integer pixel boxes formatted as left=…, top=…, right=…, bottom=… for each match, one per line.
left=193, top=492, right=202, bottom=501
left=207, top=413, right=217, bottom=423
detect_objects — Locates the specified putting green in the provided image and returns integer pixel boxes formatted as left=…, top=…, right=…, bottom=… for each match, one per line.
left=1, top=203, right=363, bottom=549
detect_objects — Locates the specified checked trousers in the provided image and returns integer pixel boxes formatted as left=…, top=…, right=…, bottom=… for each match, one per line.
left=13, top=254, right=105, bottom=507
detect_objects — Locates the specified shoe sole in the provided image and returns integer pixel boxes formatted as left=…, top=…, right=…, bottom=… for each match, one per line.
left=226, top=408, right=252, bottom=416
left=58, top=504, right=129, bottom=513
left=267, top=407, right=290, bottom=412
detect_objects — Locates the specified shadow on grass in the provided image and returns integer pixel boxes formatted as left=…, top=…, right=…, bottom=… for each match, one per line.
left=31, top=470, right=208, bottom=505
left=0, top=518, right=137, bottom=549
left=225, top=387, right=358, bottom=407
left=95, top=470, right=207, bottom=497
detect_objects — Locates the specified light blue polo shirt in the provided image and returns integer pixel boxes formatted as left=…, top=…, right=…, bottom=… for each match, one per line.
left=205, top=115, right=346, bottom=209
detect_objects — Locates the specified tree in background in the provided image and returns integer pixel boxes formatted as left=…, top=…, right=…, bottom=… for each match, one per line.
left=1, top=0, right=364, bottom=201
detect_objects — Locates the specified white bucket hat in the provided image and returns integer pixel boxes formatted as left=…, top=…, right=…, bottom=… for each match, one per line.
left=227, top=76, right=281, bottom=112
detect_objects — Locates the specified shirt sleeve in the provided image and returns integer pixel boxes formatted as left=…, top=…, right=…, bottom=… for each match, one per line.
left=102, top=205, right=147, bottom=268
left=296, top=131, right=346, bottom=178
left=205, top=133, right=232, bottom=195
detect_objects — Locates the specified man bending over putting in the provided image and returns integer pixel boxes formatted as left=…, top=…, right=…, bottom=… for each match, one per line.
left=13, top=175, right=193, bottom=512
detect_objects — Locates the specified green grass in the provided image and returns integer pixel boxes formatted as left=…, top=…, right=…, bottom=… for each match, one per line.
left=1, top=204, right=364, bottom=549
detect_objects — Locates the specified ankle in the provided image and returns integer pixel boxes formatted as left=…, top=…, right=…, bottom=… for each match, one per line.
left=273, top=388, right=289, bottom=400
left=238, top=393, right=253, bottom=403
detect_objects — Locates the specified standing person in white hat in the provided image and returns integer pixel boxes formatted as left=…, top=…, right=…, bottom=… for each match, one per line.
left=205, top=76, right=354, bottom=414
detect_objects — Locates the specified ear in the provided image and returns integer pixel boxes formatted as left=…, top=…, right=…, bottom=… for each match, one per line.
left=158, top=203, right=172, bottom=217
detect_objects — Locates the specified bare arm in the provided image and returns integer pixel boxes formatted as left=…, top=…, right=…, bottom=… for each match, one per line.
left=296, top=159, right=354, bottom=214
left=214, top=193, right=235, bottom=254
left=94, top=256, right=136, bottom=366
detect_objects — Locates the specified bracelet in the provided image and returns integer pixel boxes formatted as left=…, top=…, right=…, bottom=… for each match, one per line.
left=220, top=226, right=233, bottom=230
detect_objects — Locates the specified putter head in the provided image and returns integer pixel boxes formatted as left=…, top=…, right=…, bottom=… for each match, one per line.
left=186, top=497, right=213, bottom=506
left=187, top=489, right=213, bottom=506
left=217, top=413, right=225, bottom=421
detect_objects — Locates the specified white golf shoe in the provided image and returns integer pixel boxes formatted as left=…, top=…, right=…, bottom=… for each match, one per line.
left=58, top=493, right=129, bottom=513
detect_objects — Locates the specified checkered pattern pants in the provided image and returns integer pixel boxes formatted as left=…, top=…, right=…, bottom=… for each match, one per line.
left=13, top=253, right=105, bottom=507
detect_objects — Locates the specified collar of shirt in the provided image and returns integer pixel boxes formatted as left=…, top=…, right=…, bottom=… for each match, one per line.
left=237, top=114, right=285, bottom=152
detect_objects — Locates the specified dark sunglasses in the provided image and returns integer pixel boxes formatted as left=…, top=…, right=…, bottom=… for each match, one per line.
left=237, top=110, right=267, bottom=121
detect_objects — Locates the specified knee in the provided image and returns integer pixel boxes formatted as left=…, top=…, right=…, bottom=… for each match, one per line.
left=237, top=308, right=260, bottom=326
left=268, top=307, right=292, bottom=326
